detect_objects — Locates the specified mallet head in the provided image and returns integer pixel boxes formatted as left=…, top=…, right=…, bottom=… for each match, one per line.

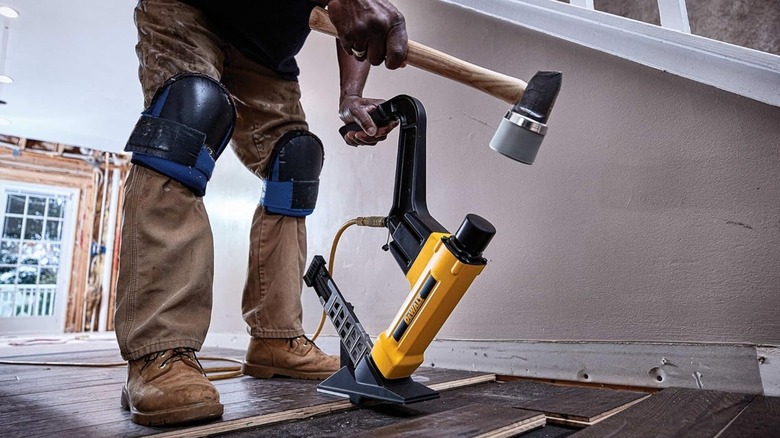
left=490, top=71, right=562, bottom=164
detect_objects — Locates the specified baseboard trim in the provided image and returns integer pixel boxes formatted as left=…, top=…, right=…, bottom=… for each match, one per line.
left=204, top=334, right=775, bottom=395
left=424, top=339, right=766, bottom=395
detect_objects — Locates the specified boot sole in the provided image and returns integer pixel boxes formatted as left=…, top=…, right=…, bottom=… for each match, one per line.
left=121, top=386, right=223, bottom=427
left=241, top=362, right=335, bottom=380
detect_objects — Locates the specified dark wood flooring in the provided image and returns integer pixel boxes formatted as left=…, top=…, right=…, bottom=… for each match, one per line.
left=0, top=347, right=777, bottom=437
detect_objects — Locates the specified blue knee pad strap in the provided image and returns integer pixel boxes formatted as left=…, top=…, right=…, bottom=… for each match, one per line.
left=261, top=180, right=320, bottom=217
left=260, top=130, right=324, bottom=217
left=132, top=145, right=216, bottom=196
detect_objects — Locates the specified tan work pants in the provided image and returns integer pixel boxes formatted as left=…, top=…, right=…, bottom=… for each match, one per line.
left=115, top=0, right=310, bottom=360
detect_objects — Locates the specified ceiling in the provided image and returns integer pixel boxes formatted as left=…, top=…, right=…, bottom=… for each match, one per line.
left=0, top=0, right=141, bottom=154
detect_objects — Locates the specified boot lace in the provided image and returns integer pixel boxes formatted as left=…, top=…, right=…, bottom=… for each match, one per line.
left=141, top=348, right=205, bottom=375
left=289, top=335, right=315, bottom=348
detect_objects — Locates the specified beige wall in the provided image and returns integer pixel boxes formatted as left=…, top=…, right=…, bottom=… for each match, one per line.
left=206, top=0, right=780, bottom=346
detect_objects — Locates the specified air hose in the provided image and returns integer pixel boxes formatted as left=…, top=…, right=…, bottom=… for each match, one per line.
left=310, top=216, right=386, bottom=342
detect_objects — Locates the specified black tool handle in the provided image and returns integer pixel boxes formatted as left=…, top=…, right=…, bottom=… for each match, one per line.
left=338, top=102, right=396, bottom=140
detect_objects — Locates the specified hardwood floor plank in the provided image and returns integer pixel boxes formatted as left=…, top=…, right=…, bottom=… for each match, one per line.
left=716, top=395, right=780, bottom=438
left=0, top=365, right=122, bottom=382
left=570, top=387, right=756, bottom=437
left=228, top=380, right=578, bottom=438
left=0, top=383, right=123, bottom=415
left=0, top=396, right=121, bottom=426
left=0, top=348, right=496, bottom=438
left=0, top=376, right=119, bottom=395
left=352, top=404, right=545, bottom=438
left=442, top=380, right=649, bottom=424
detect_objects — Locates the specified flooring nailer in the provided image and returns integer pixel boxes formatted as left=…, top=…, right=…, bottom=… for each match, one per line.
left=305, top=8, right=562, bottom=406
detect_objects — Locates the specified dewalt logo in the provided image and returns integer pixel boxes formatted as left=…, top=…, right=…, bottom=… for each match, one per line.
left=403, top=296, right=426, bottom=325
left=392, top=275, right=438, bottom=342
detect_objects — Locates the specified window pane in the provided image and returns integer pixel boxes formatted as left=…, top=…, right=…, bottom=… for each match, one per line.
left=40, top=268, right=58, bottom=284
left=6, top=195, right=25, bottom=214
left=24, top=219, right=43, bottom=240
left=3, top=217, right=22, bottom=239
left=45, top=220, right=63, bottom=241
left=18, top=266, right=38, bottom=284
left=39, top=243, right=60, bottom=266
left=20, top=242, right=42, bottom=265
left=47, top=197, right=65, bottom=218
left=0, top=266, right=16, bottom=284
left=28, top=197, right=46, bottom=217
left=1, top=241, right=19, bottom=264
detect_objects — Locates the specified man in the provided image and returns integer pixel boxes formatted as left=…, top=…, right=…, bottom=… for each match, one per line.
left=115, top=0, right=407, bottom=426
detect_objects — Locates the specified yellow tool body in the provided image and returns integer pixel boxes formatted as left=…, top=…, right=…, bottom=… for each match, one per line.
left=372, top=232, right=486, bottom=379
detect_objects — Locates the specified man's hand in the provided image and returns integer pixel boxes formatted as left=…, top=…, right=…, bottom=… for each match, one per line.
left=339, top=95, right=399, bottom=146
left=327, top=0, right=408, bottom=69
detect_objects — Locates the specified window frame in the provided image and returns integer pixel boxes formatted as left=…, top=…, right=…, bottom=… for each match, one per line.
left=443, top=0, right=780, bottom=107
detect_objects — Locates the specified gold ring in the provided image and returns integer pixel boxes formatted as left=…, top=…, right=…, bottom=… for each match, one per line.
left=351, top=48, right=366, bottom=58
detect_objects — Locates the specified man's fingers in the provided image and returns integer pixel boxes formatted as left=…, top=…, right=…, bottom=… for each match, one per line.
left=355, top=108, right=378, bottom=136
left=366, top=34, right=387, bottom=66
left=353, top=131, right=386, bottom=145
left=384, top=23, right=408, bottom=70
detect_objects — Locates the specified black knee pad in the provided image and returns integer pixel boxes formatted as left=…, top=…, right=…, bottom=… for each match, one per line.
left=260, top=130, right=325, bottom=217
left=125, top=73, right=236, bottom=196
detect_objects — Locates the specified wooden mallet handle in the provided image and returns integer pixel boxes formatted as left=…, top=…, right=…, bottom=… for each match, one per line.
left=309, top=7, right=526, bottom=104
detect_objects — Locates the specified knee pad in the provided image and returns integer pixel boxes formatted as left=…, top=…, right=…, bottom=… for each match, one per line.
left=125, top=73, right=236, bottom=196
left=260, top=130, right=325, bottom=217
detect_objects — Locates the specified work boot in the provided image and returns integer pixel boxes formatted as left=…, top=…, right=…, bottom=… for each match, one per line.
left=121, top=348, right=223, bottom=426
left=241, top=336, right=340, bottom=380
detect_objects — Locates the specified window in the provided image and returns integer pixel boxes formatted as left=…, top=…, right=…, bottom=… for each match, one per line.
left=444, top=0, right=780, bottom=106
left=0, top=182, right=78, bottom=332
left=562, top=0, right=779, bottom=56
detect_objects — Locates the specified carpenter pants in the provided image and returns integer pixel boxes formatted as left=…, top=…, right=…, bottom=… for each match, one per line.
left=115, top=0, right=309, bottom=361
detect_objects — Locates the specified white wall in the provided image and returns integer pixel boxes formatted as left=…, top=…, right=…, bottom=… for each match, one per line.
left=206, top=0, right=780, bottom=347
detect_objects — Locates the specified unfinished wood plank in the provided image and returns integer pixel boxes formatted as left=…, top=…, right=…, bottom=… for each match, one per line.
left=570, top=387, right=756, bottom=437
left=353, top=404, right=545, bottom=438
left=716, top=395, right=780, bottom=438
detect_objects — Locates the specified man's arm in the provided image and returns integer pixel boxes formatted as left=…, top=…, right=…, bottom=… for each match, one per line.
left=323, top=0, right=407, bottom=145
left=336, top=42, right=399, bottom=146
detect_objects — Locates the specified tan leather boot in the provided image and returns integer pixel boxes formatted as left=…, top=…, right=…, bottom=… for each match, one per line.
left=241, top=336, right=340, bottom=380
left=121, top=348, right=223, bottom=426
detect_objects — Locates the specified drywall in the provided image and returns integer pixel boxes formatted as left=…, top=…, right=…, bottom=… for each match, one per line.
left=205, top=0, right=780, bottom=347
